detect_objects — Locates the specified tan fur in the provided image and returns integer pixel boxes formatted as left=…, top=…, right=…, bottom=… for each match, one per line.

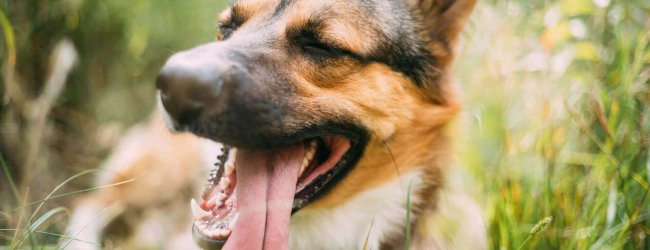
left=64, top=110, right=218, bottom=249
left=284, top=1, right=380, bottom=54
left=233, top=0, right=280, bottom=22
left=290, top=64, right=460, bottom=207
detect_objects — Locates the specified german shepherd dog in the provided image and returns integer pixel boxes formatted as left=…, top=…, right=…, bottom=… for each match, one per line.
left=154, top=0, right=484, bottom=249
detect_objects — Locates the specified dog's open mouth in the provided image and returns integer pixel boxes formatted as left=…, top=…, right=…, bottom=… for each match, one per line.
left=190, top=135, right=359, bottom=249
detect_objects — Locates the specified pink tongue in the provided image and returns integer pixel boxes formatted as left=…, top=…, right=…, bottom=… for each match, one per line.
left=223, top=144, right=304, bottom=250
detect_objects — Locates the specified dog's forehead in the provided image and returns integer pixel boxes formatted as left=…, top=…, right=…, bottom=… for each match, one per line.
left=226, top=0, right=409, bottom=53
left=222, top=0, right=433, bottom=91
left=230, top=0, right=404, bottom=32
left=230, top=0, right=399, bottom=18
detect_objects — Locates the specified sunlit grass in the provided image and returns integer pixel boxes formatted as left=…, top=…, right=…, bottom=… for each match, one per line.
left=457, top=0, right=649, bottom=248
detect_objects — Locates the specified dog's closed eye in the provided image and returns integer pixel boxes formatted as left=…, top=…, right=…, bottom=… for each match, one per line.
left=302, top=41, right=343, bottom=57
left=295, top=34, right=353, bottom=59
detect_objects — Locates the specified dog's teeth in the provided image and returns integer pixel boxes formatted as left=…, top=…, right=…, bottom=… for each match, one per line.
left=219, top=177, right=230, bottom=189
left=300, top=143, right=317, bottom=175
left=207, top=195, right=219, bottom=207
left=223, top=149, right=237, bottom=176
left=229, top=213, right=239, bottom=229
left=209, top=230, right=222, bottom=238
left=191, top=199, right=211, bottom=219
left=304, top=140, right=317, bottom=163
left=225, top=161, right=235, bottom=176
left=228, top=149, right=238, bottom=166
left=300, top=161, right=309, bottom=176
left=216, top=192, right=227, bottom=201
left=207, top=194, right=226, bottom=207
left=306, top=148, right=315, bottom=161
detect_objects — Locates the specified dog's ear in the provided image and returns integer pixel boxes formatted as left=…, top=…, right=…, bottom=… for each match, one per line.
left=412, top=0, right=477, bottom=69
left=403, top=0, right=476, bottom=104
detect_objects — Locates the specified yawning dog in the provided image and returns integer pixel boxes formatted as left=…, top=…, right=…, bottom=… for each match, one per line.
left=155, top=0, right=485, bottom=249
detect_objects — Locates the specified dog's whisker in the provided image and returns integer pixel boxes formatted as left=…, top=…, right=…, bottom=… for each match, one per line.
left=382, top=139, right=404, bottom=194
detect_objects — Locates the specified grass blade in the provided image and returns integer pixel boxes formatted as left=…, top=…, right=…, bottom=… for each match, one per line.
left=362, top=218, right=375, bottom=250
left=405, top=177, right=416, bottom=249
left=0, top=9, right=16, bottom=66
left=4, top=177, right=135, bottom=214
left=9, top=187, right=29, bottom=249
left=517, top=216, right=552, bottom=250
left=28, top=170, right=98, bottom=224
left=0, top=229, right=100, bottom=247
left=0, top=153, right=21, bottom=203
left=16, top=207, right=68, bottom=247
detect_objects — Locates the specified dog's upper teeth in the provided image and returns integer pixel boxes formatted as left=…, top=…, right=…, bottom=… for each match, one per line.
left=306, top=141, right=316, bottom=159
left=300, top=140, right=318, bottom=175
left=224, top=148, right=237, bottom=176
left=191, top=199, right=211, bottom=220
left=219, top=177, right=231, bottom=190
left=300, top=157, right=310, bottom=174
left=225, top=161, right=235, bottom=176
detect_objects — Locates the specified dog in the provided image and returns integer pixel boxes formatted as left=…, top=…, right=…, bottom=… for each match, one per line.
left=154, top=0, right=486, bottom=249
left=65, top=0, right=485, bottom=249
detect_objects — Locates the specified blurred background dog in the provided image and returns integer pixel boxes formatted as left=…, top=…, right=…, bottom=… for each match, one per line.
left=63, top=109, right=218, bottom=249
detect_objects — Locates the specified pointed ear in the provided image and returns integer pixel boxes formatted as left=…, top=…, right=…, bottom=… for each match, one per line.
left=412, top=0, right=477, bottom=69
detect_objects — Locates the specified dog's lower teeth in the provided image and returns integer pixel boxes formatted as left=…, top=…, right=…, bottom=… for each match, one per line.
left=209, top=229, right=227, bottom=238
left=221, top=229, right=232, bottom=238
left=216, top=192, right=227, bottom=201
left=207, top=194, right=222, bottom=207
left=191, top=199, right=211, bottom=219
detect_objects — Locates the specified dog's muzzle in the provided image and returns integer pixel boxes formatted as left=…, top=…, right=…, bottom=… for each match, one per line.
left=155, top=43, right=251, bottom=129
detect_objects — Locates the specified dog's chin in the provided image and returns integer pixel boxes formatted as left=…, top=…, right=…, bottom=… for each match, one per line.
left=186, top=129, right=367, bottom=249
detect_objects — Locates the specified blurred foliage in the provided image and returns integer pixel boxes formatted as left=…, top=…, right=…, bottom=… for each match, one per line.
left=0, top=0, right=222, bottom=246
left=457, top=0, right=650, bottom=248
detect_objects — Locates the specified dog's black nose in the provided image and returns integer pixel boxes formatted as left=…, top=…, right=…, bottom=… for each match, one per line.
left=156, top=61, right=223, bottom=125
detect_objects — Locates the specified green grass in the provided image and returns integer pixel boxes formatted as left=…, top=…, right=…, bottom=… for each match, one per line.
left=1, top=0, right=221, bottom=247
left=1, top=152, right=135, bottom=248
left=456, top=0, right=650, bottom=249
